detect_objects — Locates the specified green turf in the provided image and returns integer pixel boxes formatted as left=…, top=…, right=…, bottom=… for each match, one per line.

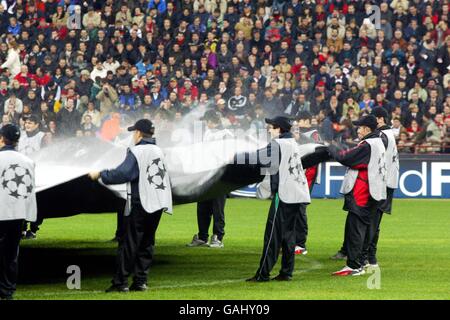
left=14, top=198, right=450, bottom=300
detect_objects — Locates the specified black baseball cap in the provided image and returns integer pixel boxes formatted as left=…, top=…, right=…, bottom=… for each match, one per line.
left=127, top=119, right=155, bottom=134
left=0, top=124, right=21, bottom=143
left=352, top=115, right=378, bottom=131
left=265, top=116, right=292, bottom=131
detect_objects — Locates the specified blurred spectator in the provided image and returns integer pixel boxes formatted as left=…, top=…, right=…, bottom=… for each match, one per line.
left=397, top=131, right=414, bottom=153
left=82, top=101, right=101, bottom=128
left=118, top=84, right=141, bottom=115
left=336, top=118, right=357, bottom=147
left=444, top=116, right=450, bottom=153
left=406, top=119, right=422, bottom=141
left=391, top=117, right=406, bottom=139
left=227, top=86, right=248, bottom=118
left=416, top=113, right=443, bottom=153
left=3, top=93, right=22, bottom=113
left=37, top=102, right=56, bottom=131
left=100, top=113, right=123, bottom=142
left=80, top=114, right=98, bottom=134
left=56, top=98, right=81, bottom=136
left=0, top=40, right=20, bottom=77
left=96, top=81, right=118, bottom=116
left=404, top=103, right=423, bottom=127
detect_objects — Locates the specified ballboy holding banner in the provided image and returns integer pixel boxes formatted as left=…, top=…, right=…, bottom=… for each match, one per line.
left=329, top=115, right=387, bottom=276
left=360, top=107, right=400, bottom=268
left=246, top=116, right=312, bottom=282
left=89, top=119, right=172, bottom=293
left=0, top=124, right=37, bottom=300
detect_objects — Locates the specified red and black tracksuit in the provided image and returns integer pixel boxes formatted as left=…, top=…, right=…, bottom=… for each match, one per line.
left=361, top=126, right=391, bottom=265
left=329, top=132, right=386, bottom=270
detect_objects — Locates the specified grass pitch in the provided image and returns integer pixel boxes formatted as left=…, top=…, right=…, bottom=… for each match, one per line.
left=15, top=198, right=450, bottom=300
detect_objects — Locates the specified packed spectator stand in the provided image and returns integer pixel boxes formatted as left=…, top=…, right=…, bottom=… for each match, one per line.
left=0, top=0, right=449, bottom=153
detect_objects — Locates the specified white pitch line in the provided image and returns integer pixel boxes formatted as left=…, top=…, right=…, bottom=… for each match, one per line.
left=16, top=258, right=324, bottom=299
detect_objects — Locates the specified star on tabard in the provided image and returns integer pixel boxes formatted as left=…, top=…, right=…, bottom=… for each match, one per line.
left=1, top=164, right=33, bottom=199
left=155, top=183, right=166, bottom=190
left=157, top=166, right=166, bottom=180
left=1, top=179, right=8, bottom=189
left=11, top=172, right=25, bottom=186
left=288, top=154, right=305, bottom=185
left=288, top=166, right=295, bottom=175
left=295, top=176, right=307, bottom=185
left=146, top=158, right=167, bottom=191
left=9, top=189, right=20, bottom=199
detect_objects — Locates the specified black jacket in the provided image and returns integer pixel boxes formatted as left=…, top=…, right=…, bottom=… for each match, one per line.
left=100, top=138, right=156, bottom=205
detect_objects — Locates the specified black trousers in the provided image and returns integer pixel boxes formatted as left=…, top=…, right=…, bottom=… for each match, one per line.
left=0, top=219, right=23, bottom=298
left=112, top=204, right=162, bottom=287
left=295, top=204, right=308, bottom=248
left=255, top=196, right=299, bottom=280
left=339, top=217, right=349, bottom=256
left=361, top=210, right=383, bottom=265
left=115, top=206, right=125, bottom=239
left=339, top=205, right=382, bottom=258
left=197, top=195, right=226, bottom=242
left=344, top=208, right=379, bottom=270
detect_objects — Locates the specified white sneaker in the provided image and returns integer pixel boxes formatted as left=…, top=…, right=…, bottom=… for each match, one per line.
left=332, top=266, right=365, bottom=276
left=208, top=234, right=224, bottom=248
left=186, top=234, right=208, bottom=247
left=352, top=268, right=366, bottom=276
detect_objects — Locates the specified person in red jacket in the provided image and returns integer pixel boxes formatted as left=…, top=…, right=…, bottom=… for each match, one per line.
left=329, top=115, right=387, bottom=276
left=14, top=65, right=38, bottom=88
left=177, top=78, right=199, bottom=101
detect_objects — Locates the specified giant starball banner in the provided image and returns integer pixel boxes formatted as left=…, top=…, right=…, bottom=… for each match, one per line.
left=231, top=155, right=450, bottom=199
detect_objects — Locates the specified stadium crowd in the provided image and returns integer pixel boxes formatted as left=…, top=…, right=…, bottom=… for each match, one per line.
left=0, top=0, right=449, bottom=153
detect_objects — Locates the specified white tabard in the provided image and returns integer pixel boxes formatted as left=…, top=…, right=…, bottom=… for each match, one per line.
left=0, top=150, right=37, bottom=222
left=275, top=138, right=311, bottom=204
left=129, top=144, right=173, bottom=215
left=340, top=137, right=387, bottom=201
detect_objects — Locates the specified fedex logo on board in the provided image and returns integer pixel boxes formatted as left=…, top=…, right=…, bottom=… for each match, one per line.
left=324, top=161, right=450, bottom=198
